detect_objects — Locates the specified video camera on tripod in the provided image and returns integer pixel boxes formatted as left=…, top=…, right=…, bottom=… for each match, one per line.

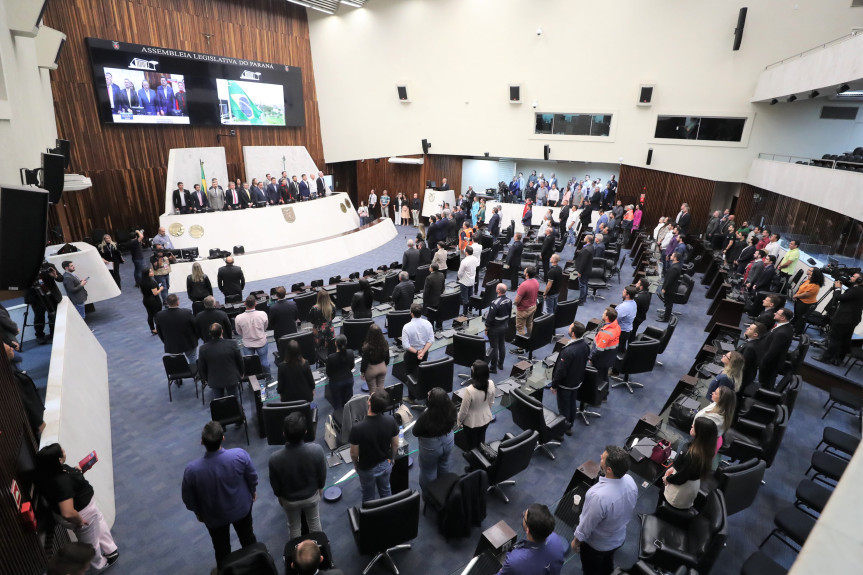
left=820, top=264, right=862, bottom=286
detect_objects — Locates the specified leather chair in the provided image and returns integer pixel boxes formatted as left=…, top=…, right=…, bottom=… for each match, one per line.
left=192, top=300, right=205, bottom=315
left=290, top=282, right=305, bottom=293
left=277, top=331, right=317, bottom=366
left=347, top=489, right=420, bottom=575
left=740, top=551, right=789, bottom=575
left=163, top=354, right=201, bottom=403
left=740, top=374, right=801, bottom=418
left=210, top=395, right=249, bottom=445
left=553, top=299, right=579, bottom=331
left=446, top=251, right=461, bottom=273
left=468, top=430, right=539, bottom=503
left=451, top=332, right=487, bottom=380
left=816, top=426, right=860, bottom=461
left=587, top=261, right=608, bottom=301
left=310, top=279, right=324, bottom=289
left=421, top=470, right=489, bottom=540
left=758, top=504, right=817, bottom=553
left=713, top=458, right=767, bottom=515
left=639, top=489, right=728, bottom=573
left=513, top=312, right=555, bottom=362
left=469, top=279, right=497, bottom=315
left=670, top=274, right=694, bottom=316
left=611, top=338, right=660, bottom=393
left=509, top=388, right=567, bottom=459
left=413, top=265, right=430, bottom=292
left=342, top=318, right=373, bottom=352
left=335, top=281, right=361, bottom=310
left=576, top=365, right=606, bottom=425
left=385, top=310, right=412, bottom=346
left=426, top=291, right=461, bottom=329
left=636, top=316, right=677, bottom=366
left=821, top=385, right=863, bottom=421
left=781, top=335, right=809, bottom=376
left=372, top=272, right=400, bottom=303
left=293, top=291, right=317, bottom=323
left=722, top=405, right=788, bottom=468
left=262, top=401, right=318, bottom=445
left=328, top=275, right=341, bottom=286
left=218, top=542, right=278, bottom=575
left=406, top=356, right=454, bottom=408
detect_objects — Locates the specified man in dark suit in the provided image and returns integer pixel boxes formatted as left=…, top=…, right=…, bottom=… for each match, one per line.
left=423, top=263, right=446, bottom=329
left=758, top=309, right=794, bottom=389
left=439, top=178, right=450, bottom=191
left=753, top=256, right=777, bottom=293
left=593, top=234, right=606, bottom=260
left=540, top=227, right=555, bottom=280
left=521, top=203, right=533, bottom=230
left=249, top=181, right=267, bottom=206
left=172, top=182, right=192, bottom=214
left=217, top=257, right=246, bottom=301
left=138, top=80, right=157, bottom=115
left=484, top=283, right=512, bottom=374
left=105, top=72, right=122, bottom=113
left=156, top=76, right=175, bottom=116
left=61, top=261, right=88, bottom=319
left=190, top=184, right=209, bottom=212
left=197, top=323, right=244, bottom=399
left=417, top=240, right=432, bottom=267
left=446, top=213, right=459, bottom=245
left=453, top=206, right=466, bottom=231
left=298, top=175, right=310, bottom=201
left=754, top=294, right=778, bottom=330
left=551, top=321, right=590, bottom=433
left=675, top=203, right=691, bottom=235
left=402, top=239, right=421, bottom=280
left=815, top=273, right=863, bottom=365
left=316, top=171, right=327, bottom=197
left=574, top=235, right=594, bottom=305
left=429, top=216, right=447, bottom=246
left=589, top=188, right=602, bottom=211
left=268, top=287, right=299, bottom=341
left=487, top=206, right=501, bottom=239
left=155, top=294, right=200, bottom=366
left=117, top=78, right=139, bottom=112
left=174, top=81, right=187, bottom=115
left=631, top=278, right=652, bottom=335
left=739, top=321, right=767, bottom=395
left=266, top=177, right=281, bottom=205
left=505, top=232, right=524, bottom=291
left=658, top=252, right=683, bottom=322
left=195, top=296, right=233, bottom=343
left=224, top=182, right=242, bottom=210
left=558, top=201, right=571, bottom=239
left=391, top=272, right=416, bottom=311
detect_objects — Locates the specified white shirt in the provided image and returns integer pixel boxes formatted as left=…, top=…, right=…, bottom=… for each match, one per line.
left=368, top=193, right=377, bottom=206
left=653, top=223, right=665, bottom=240
left=765, top=241, right=781, bottom=258
left=234, top=309, right=268, bottom=348
left=457, top=254, right=479, bottom=287
left=402, top=317, right=434, bottom=351
left=548, top=189, right=560, bottom=203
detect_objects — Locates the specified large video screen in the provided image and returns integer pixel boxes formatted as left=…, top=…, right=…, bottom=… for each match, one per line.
left=86, top=38, right=304, bottom=127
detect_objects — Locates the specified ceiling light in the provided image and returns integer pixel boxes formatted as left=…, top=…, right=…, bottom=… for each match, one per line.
left=787, top=95, right=797, bottom=102
left=341, top=0, right=366, bottom=7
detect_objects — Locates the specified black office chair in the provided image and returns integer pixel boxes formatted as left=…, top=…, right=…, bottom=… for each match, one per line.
left=217, top=542, right=278, bottom=575
left=335, top=281, right=361, bottom=310
left=163, top=354, right=200, bottom=403
left=781, top=335, right=810, bottom=376
left=637, top=316, right=677, bottom=366
left=310, top=279, right=324, bottom=288
left=290, top=282, right=305, bottom=293
left=362, top=268, right=375, bottom=278
left=509, top=388, right=568, bottom=459
left=341, top=318, right=373, bottom=352
left=372, top=272, right=399, bottom=303
left=347, top=489, right=420, bottom=575
left=639, top=489, right=728, bottom=574
left=385, top=310, right=412, bottom=346
left=758, top=504, right=817, bottom=554
left=293, top=292, right=318, bottom=323
left=553, top=299, right=579, bottom=331
left=821, top=387, right=863, bottom=421
left=241, top=355, right=266, bottom=386
left=468, top=430, right=539, bottom=503
left=426, top=291, right=461, bottom=329
left=669, top=274, right=694, bottom=317
left=587, top=260, right=608, bottom=301
left=262, top=401, right=318, bottom=445
left=328, top=275, right=341, bottom=286
left=192, top=300, right=205, bottom=315
left=348, top=272, right=360, bottom=280
left=277, top=331, right=317, bottom=366
left=421, top=470, right=489, bottom=540
left=225, top=293, right=243, bottom=304
left=406, top=357, right=454, bottom=409
left=513, top=313, right=555, bottom=362
left=611, top=338, right=660, bottom=393
left=413, top=265, right=430, bottom=292
left=469, top=279, right=497, bottom=315
left=722, top=405, right=788, bottom=469
left=446, top=251, right=460, bottom=273
left=210, top=395, right=249, bottom=445
left=816, top=426, right=860, bottom=461
left=575, top=365, right=605, bottom=425
left=712, top=458, right=767, bottom=515
left=740, top=551, right=789, bottom=575
left=451, top=332, right=487, bottom=381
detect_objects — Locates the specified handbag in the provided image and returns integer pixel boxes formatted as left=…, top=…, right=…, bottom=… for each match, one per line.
left=668, top=394, right=700, bottom=432
left=393, top=404, right=414, bottom=426
left=650, top=439, right=672, bottom=465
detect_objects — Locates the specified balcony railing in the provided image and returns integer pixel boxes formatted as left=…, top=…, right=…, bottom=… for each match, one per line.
left=757, top=153, right=863, bottom=173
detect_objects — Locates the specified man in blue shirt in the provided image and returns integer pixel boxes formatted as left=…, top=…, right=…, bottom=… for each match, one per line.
left=498, top=503, right=567, bottom=575
left=615, top=286, right=637, bottom=354
left=571, top=446, right=638, bottom=575
left=182, top=421, right=259, bottom=568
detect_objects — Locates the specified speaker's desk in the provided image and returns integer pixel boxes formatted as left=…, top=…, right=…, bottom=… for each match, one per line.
left=45, top=242, right=121, bottom=303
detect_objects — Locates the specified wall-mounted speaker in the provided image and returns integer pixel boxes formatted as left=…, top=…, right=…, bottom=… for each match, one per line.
left=646, top=148, right=653, bottom=165
left=49, top=139, right=71, bottom=169
left=397, top=85, right=409, bottom=102
left=40, top=152, right=64, bottom=204
left=0, top=185, right=49, bottom=290
left=637, top=85, right=654, bottom=106
left=421, top=139, right=431, bottom=155
left=509, top=85, right=521, bottom=103
left=8, top=0, right=48, bottom=37
left=543, top=145, right=550, bottom=161
left=733, top=7, right=747, bottom=51
left=35, top=25, right=66, bottom=70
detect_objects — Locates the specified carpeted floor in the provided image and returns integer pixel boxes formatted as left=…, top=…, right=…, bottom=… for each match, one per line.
left=18, top=227, right=859, bottom=575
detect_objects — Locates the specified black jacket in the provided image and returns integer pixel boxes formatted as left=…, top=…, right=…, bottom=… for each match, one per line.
left=759, top=323, right=794, bottom=384
left=198, top=337, right=244, bottom=389
left=487, top=212, right=501, bottom=238
left=540, top=234, right=555, bottom=260
left=663, top=262, right=683, bottom=294
left=402, top=248, right=421, bottom=277
left=676, top=212, right=691, bottom=234
left=634, top=290, right=652, bottom=322
left=155, top=307, right=199, bottom=353
left=186, top=276, right=213, bottom=302
left=574, top=243, right=594, bottom=277
left=831, top=284, right=863, bottom=326
left=268, top=299, right=299, bottom=340
left=418, top=247, right=432, bottom=266
left=15, top=371, right=44, bottom=438
left=391, top=280, right=416, bottom=311
left=505, top=240, right=524, bottom=269
left=552, top=339, right=590, bottom=391
left=423, top=271, right=446, bottom=309
left=195, top=308, right=232, bottom=343
left=217, top=264, right=245, bottom=297
left=739, top=337, right=766, bottom=391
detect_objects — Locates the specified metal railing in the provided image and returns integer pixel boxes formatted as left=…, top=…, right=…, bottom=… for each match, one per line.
left=757, top=153, right=863, bottom=172
left=764, top=29, right=863, bottom=70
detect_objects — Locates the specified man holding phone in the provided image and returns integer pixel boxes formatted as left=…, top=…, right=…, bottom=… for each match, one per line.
left=61, top=261, right=89, bottom=319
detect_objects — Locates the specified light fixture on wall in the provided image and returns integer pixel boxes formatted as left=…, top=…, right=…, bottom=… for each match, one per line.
left=536, top=26, right=542, bottom=36
left=769, top=98, right=778, bottom=105
left=787, top=94, right=797, bottom=103
left=837, top=84, right=850, bottom=94
left=216, top=129, right=236, bottom=143
left=809, top=90, right=820, bottom=99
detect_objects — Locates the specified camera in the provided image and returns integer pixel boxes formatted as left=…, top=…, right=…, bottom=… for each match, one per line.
left=229, top=129, right=236, bottom=136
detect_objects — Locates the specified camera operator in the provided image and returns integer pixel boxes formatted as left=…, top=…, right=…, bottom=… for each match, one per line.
left=25, top=261, right=63, bottom=345
left=815, top=272, right=863, bottom=366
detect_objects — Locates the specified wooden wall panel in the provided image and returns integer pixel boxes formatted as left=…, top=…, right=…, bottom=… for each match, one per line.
left=618, top=165, right=714, bottom=236
left=43, top=0, right=323, bottom=242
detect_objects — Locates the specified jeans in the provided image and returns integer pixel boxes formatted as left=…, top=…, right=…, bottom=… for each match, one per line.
left=357, top=460, right=393, bottom=502
left=568, top=227, right=576, bottom=245
left=579, top=277, right=589, bottom=303
left=155, top=274, right=170, bottom=304
left=545, top=293, right=559, bottom=315
left=556, top=387, right=577, bottom=425
left=418, top=433, right=454, bottom=490
left=184, top=348, right=198, bottom=367
left=460, top=283, right=473, bottom=314
left=206, top=508, right=257, bottom=567
left=133, top=258, right=147, bottom=285
left=279, top=492, right=322, bottom=539
left=359, top=216, right=368, bottom=226
left=487, top=326, right=506, bottom=369
left=211, top=385, right=238, bottom=400
left=243, top=344, right=270, bottom=378
left=330, top=379, right=354, bottom=411
left=74, top=303, right=86, bottom=319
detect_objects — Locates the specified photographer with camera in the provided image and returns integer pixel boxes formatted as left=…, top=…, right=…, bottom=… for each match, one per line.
left=815, top=272, right=863, bottom=366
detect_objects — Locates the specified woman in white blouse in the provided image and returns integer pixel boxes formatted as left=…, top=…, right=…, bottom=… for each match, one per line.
left=457, top=360, right=496, bottom=450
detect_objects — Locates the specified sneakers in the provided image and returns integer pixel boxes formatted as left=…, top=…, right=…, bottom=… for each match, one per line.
left=105, top=550, right=119, bottom=568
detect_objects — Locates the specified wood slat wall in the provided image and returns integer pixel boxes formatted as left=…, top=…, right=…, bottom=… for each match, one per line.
left=618, top=165, right=715, bottom=235
left=43, top=0, right=323, bottom=242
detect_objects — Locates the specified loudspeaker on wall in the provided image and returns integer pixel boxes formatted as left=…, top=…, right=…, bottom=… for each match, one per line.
left=421, top=139, right=431, bottom=155
left=0, top=186, right=49, bottom=290
left=733, top=7, right=747, bottom=51
left=637, top=85, right=654, bottom=106
left=397, top=85, right=409, bottom=102
left=646, top=149, right=653, bottom=165
left=543, top=145, right=550, bottom=161
left=509, top=85, right=521, bottom=103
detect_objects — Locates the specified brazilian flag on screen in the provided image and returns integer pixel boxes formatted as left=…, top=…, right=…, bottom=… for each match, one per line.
left=228, top=81, right=262, bottom=124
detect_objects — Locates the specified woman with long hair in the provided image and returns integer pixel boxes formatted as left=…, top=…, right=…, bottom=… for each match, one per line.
left=186, top=262, right=213, bottom=302
left=97, top=234, right=125, bottom=288
left=792, top=267, right=825, bottom=335
left=632, top=204, right=643, bottom=233
left=477, top=199, right=486, bottom=226
left=394, top=193, right=404, bottom=225
left=277, top=339, right=316, bottom=403
left=351, top=278, right=374, bottom=319
left=693, top=385, right=737, bottom=437
left=360, top=324, right=390, bottom=394
left=456, top=360, right=496, bottom=449
left=36, top=443, right=119, bottom=572
left=706, top=350, right=744, bottom=397
left=140, top=266, right=164, bottom=334
left=326, top=334, right=356, bottom=411
left=309, top=289, right=336, bottom=355
left=414, top=387, right=458, bottom=490
left=662, top=418, right=717, bottom=509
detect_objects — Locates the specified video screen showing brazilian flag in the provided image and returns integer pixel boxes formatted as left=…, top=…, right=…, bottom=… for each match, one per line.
left=216, top=79, right=286, bottom=126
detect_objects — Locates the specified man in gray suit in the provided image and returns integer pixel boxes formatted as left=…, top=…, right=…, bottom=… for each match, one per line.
left=197, top=323, right=244, bottom=399
left=61, top=261, right=88, bottom=319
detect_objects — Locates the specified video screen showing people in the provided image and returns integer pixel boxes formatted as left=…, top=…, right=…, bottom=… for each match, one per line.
left=103, top=68, right=190, bottom=124
left=216, top=79, right=286, bottom=126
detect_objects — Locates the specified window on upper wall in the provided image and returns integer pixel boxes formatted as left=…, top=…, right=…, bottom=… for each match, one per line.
left=534, top=113, right=613, bottom=136
left=654, top=115, right=746, bottom=142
